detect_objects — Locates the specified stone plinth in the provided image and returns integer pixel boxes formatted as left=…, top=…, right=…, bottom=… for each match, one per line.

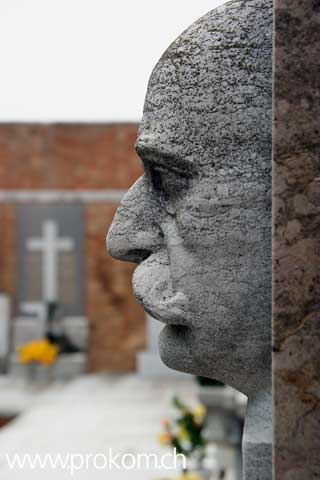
left=9, top=353, right=87, bottom=382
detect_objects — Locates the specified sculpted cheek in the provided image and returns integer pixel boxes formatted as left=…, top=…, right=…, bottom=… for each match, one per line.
left=174, top=207, right=239, bottom=251
left=174, top=198, right=223, bottom=245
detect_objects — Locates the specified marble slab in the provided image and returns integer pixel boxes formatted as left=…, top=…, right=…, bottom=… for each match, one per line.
left=273, top=1, right=320, bottom=477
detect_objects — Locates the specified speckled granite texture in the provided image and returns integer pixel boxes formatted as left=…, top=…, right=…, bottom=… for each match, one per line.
left=108, top=1, right=273, bottom=478
left=273, top=0, right=320, bottom=478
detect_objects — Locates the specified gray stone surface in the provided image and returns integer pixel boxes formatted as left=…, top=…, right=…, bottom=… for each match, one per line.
left=200, top=387, right=245, bottom=480
left=12, top=316, right=46, bottom=350
left=9, top=353, right=87, bottom=382
left=107, top=1, right=272, bottom=478
left=62, top=316, right=88, bottom=351
left=0, top=294, right=10, bottom=361
left=17, top=204, right=85, bottom=316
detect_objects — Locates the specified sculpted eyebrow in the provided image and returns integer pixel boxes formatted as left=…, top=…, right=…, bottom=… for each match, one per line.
left=135, top=143, right=196, bottom=176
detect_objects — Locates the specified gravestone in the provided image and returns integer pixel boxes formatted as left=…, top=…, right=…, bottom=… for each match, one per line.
left=26, top=219, right=74, bottom=303
left=107, top=1, right=273, bottom=479
left=12, top=302, right=47, bottom=350
left=10, top=309, right=88, bottom=380
left=0, top=294, right=10, bottom=368
left=62, top=316, right=88, bottom=351
left=17, top=204, right=84, bottom=316
left=11, top=204, right=87, bottom=380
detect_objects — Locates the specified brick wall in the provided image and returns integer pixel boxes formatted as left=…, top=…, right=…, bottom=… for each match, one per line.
left=0, top=204, right=16, bottom=301
left=86, top=203, right=145, bottom=372
left=0, top=123, right=145, bottom=372
left=0, top=124, right=141, bottom=189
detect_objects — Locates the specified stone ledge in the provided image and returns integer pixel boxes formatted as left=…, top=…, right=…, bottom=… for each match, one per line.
left=9, top=353, right=87, bottom=383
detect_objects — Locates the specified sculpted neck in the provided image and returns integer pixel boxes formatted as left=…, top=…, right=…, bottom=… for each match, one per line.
left=242, top=381, right=272, bottom=480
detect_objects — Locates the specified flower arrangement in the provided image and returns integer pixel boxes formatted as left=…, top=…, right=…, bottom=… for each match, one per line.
left=177, top=474, right=203, bottom=480
left=158, top=396, right=207, bottom=458
left=17, top=339, right=60, bottom=366
left=156, top=474, right=203, bottom=480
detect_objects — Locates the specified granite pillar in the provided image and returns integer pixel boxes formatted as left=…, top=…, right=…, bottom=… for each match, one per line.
left=273, top=0, right=320, bottom=477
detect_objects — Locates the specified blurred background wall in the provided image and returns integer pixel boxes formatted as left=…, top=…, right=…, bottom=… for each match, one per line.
left=0, top=123, right=145, bottom=372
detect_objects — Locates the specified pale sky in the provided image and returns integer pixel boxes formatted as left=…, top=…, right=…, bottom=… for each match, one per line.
left=0, top=0, right=225, bottom=122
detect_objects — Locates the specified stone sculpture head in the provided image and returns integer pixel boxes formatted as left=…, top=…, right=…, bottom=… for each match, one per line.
left=107, top=0, right=272, bottom=397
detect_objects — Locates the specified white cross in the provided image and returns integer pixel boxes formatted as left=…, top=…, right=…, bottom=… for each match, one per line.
left=26, top=219, right=74, bottom=302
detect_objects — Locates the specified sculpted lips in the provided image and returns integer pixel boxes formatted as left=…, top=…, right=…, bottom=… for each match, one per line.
left=132, top=253, right=190, bottom=327
left=138, top=291, right=189, bottom=326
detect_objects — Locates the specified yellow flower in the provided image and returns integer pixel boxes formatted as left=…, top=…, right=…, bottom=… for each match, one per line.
left=178, top=473, right=204, bottom=480
left=158, top=432, right=172, bottom=446
left=17, top=339, right=59, bottom=366
left=193, top=404, right=206, bottom=423
left=178, top=427, right=190, bottom=441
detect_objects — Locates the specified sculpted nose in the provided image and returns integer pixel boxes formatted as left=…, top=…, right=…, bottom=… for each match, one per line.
left=106, top=177, right=162, bottom=264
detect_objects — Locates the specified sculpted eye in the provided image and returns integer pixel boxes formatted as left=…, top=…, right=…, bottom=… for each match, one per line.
left=148, top=165, right=189, bottom=202
left=149, top=166, right=166, bottom=192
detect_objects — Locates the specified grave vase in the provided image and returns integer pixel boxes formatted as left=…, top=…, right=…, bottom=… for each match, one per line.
left=26, top=362, right=51, bottom=385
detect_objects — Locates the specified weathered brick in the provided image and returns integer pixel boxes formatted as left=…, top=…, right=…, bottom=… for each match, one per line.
left=0, top=124, right=141, bottom=189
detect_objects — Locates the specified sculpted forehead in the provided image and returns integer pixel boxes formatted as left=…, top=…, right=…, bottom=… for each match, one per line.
left=137, top=0, right=273, bottom=181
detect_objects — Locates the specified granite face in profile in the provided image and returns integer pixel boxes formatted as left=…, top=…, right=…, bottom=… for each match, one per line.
left=107, top=1, right=273, bottom=478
